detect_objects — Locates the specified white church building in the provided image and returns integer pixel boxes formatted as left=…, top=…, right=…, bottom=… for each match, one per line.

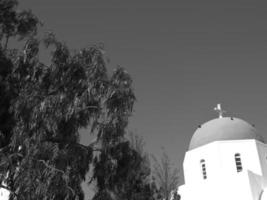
left=178, top=105, right=267, bottom=200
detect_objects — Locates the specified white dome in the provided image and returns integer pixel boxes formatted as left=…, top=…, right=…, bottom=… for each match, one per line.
left=189, top=117, right=264, bottom=150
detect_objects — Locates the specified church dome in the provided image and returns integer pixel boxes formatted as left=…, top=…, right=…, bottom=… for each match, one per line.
left=189, top=117, right=265, bottom=150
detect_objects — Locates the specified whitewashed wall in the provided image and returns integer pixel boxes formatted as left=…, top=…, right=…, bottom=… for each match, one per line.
left=179, top=139, right=267, bottom=200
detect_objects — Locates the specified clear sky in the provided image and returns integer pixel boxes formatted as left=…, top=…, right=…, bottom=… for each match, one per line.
left=20, top=0, right=267, bottom=198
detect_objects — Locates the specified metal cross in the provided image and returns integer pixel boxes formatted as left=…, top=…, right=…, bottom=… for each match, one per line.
left=214, top=103, right=226, bottom=118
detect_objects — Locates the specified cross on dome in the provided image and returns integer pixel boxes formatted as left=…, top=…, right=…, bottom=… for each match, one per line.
left=214, top=103, right=226, bottom=118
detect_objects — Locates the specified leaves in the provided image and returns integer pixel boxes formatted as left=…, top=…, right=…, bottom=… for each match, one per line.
left=0, top=0, right=40, bottom=49
left=0, top=23, right=108, bottom=200
left=0, top=1, right=160, bottom=200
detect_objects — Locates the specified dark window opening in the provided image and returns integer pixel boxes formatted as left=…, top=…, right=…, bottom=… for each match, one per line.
left=235, top=153, right=242, bottom=172
left=200, top=159, right=207, bottom=179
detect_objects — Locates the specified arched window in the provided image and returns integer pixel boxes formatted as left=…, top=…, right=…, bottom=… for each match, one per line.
left=200, top=159, right=207, bottom=179
left=235, top=153, right=242, bottom=172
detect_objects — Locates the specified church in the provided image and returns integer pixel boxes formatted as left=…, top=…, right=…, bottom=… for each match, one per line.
left=178, top=104, right=267, bottom=200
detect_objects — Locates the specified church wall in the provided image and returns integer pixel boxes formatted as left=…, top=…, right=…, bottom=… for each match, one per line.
left=217, top=139, right=261, bottom=176
left=183, top=139, right=261, bottom=185
left=181, top=140, right=262, bottom=200
left=220, top=172, right=254, bottom=200
left=179, top=171, right=254, bottom=200
left=255, top=141, right=267, bottom=186
left=247, top=171, right=265, bottom=200
left=183, top=142, right=221, bottom=185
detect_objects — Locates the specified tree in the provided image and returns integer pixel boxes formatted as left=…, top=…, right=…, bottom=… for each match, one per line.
left=89, top=67, right=137, bottom=200
left=0, top=0, right=39, bottom=50
left=123, top=133, right=155, bottom=200
left=152, top=151, right=179, bottom=200
left=0, top=35, right=105, bottom=199
left=91, top=129, right=157, bottom=200
left=0, top=0, right=136, bottom=199
left=171, top=191, right=180, bottom=200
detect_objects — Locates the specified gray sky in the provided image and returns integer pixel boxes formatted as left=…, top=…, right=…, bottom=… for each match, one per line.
left=21, top=0, right=267, bottom=198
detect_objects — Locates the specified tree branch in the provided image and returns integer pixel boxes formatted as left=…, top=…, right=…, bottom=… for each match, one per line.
left=76, top=105, right=99, bottom=113
left=37, top=159, right=76, bottom=197
left=92, top=148, right=102, bottom=152
left=67, top=185, right=75, bottom=196
left=38, top=159, right=65, bottom=174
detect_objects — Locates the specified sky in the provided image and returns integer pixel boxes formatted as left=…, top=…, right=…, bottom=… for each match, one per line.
left=20, top=0, right=267, bottom=198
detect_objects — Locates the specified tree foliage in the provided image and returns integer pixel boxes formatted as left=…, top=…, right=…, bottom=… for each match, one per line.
left=152, top=151, right=179, bottom=200
left=0, top=1, right=139, bottom=199
left=0, top=0, right=39, bottom=49
left=0, top=1, right=166, bottom=200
